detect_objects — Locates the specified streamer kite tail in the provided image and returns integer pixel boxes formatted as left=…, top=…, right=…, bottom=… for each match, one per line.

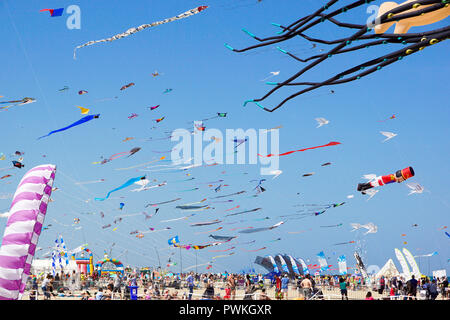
left=95, top=176, right=145, bottom=201
left=38, top=114, right=100, bottom=139
left=258, top=141, right=341, bottom=157
left=73, top=6, right=208, bottom=59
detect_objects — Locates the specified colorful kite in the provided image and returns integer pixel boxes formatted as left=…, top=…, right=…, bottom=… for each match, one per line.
left=149, top=105, right=160, bottom=111
left=258, top=141, right=341, bottom=157
left=128, top=113, right=139, bottom=120
left=0, top=164, right=56, bottom=300
left=95, top=176, right=146, bottom=201
left=76, top=106, right=90, bottom=114
left=73, top=6, right=208, bottom=58
left=155, top=117, right=165, bottom=123
left=120, top=83, right=135, bottom=90
left=38, top=114, right=100, bottom=139
left=78, top=90, right=88, bottom=95
left=40, top=8, right=64, bottom=17
left=358, top=167, right=415, bottom=194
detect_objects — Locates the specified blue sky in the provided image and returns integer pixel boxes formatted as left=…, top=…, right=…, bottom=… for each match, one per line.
left=0, top=0, right=448, bottom=275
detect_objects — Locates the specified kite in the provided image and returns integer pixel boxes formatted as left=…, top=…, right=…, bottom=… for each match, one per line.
left=258, top=141, right=341, bottom=157
left=233, top=138, right=248, bottom=149
left=350, top=222, right=378, bottom=234
left=151, top=71, right=161, bottom=77
left=38, top=114, right=100, bottom=139
left=73, top=6, right=208, bottom=58
left=414, top=251, right=438, bottom=258
left=95, top=176, right=146, bottom=201
left=145, top=198, right=181, bottom=207
left=163, top=89, right=173, bottom=94
left=260, top=71, right=280, bottom=81
left=115, top=156, right=166, bottom=171
left=160, top=214, right=195, bottom=223
left=358, top=167, right=415, bottom=194
left=406, top=182, right=425, bottom=195
left=445, top=232, right=450, bottom=238
left=102, top=224, right=112, bottom=229
left=225, top=208, right=262, bottom=217
left=211, top=190, right=246, bottom=199
left=130, top=181, right=166, bottom=192
left=378, top=114, right=396, bottom=122
left=209, top=247, right=235, bottom=253
left=120, top=83, right=135, bottom=90
left=194, top=227, right=223, bottom=235
left=176, top=204, right=208, bottom=210
left=149, top=105, right=160, bottom=111
left=321, top=162, right=332, bottom=166
left=0, top=154, right=5, bottom=160
left=438, top=226, right=447, bottom=230
left=380, top=131, right=398, bottom=142
left=226, top=0, right=449, bottom=112
left=238, top=221, right=284, bottom=233
left=364, top=189, right=379, bottom=200
left=12, top=161, right=24, bottom=169
left=0, top=97, right=36, bottom=112
left=315, top=118, right=330, bottom=128
left=78, top=90, right=88, bottom=95
left=122, top=137, right=134, bottom=142
left=0, top=164, right=56, bottom=300
left=209, top=235, right=236, bottom=241
left=77, top=106, right=90, bottom=114
left=119, top=203, right=125, bottom=210
left=320, top=223, right=343, bottom=228
left=58, top=86, right=69, bottom=92
left=96, top=147, right=142, bottom=165
left=212, top=252, right=235, bottom=260
left=333, top=241, right=356, bottom=246
left=155, top=117, right=165, bottom=123
left=128, top=113, right=139, bottom=120
left=40, top=8, right=64, bottom=17
left=302, top=172, right=315, bottom=177
left=268, top=169, right=283, bottom=179
left=190, top=219, right=222, bottom=227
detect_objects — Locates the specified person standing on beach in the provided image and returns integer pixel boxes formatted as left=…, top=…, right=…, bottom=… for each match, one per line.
left=339, top=276, right=349, bottom=300
left=300, top=275, right=313, bottom=300
left=406, top=275, right=418, bottom=300
left=228, top=274, right=236, bottom=300
left=186, top=272, right=194, bottom=300
left=281, top=274, right=289, bottom=300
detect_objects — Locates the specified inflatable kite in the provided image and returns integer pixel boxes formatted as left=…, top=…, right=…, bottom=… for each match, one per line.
left=74, top=6, right=208, bottom=58
left=357, top=167, right=415, bottom=193
left=226, top=0, right=449, bottom=112
left=0, top=164, right=56, bottom=300
left=95, top=176, right=146, bottom=201
left=38, top=114, right=100, bottom=139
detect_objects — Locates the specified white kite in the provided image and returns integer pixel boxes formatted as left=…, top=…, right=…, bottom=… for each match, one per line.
left=315, top=117, right=330, bottom=128
left=406, top=182, right=425, bottom=195
left=260, top=71, right=280, bottom=81
left=350, top=222, right=378, bottom=234
left=380, top=131, right=397, bottom=142
left=269, top=170, right=283, bottom=179
left=73, top=6, right=208, bottom=59
left=364, top=189, right=378, bottom=200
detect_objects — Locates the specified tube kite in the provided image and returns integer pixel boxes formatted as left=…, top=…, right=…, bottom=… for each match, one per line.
left=74, top=6, right=208, bottom=58
left=38, top=114, right=100, bottom=139
left=358, top=167, right=415, bottom=193
left=0, top=164, right=56, bottom=300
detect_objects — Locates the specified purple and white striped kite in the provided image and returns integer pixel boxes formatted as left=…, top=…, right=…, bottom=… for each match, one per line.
left=0, top=164, right=56, bottom=300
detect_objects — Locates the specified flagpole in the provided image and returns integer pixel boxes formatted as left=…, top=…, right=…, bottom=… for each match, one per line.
left=154, top=247, right=161, bottom=269
left=179, top=246, right=183, bottom=275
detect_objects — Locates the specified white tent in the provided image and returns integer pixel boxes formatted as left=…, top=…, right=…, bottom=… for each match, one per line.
left=31, top=259, right=78, bottom=275
left=375, top=259, right=400, bottom=278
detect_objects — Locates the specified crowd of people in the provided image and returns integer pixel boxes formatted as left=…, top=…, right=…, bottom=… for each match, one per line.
left=26, top=269, right=449, bottom=300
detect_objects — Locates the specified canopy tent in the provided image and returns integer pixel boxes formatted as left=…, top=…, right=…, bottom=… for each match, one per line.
left=375, top=259, right=400, bottom=279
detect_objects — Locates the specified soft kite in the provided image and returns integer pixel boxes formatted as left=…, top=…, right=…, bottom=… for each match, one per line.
left=120, top=83, right=135, bottom=91
left=40, top=8, right=64, bottom=17
left=77, top=106, right=90, bottom=114
left=73, top=6, right=208, bottom=58
left=155, top=117, right=165, bottom=123
left=258, top=141, right=341, bottom=157
left=149, top=105, right=160, bottom=111
left=0, top=164, right=56, bottom=300
left=38, top=114, right=100, bottom=139
left=238, top=221, right=284, bottom=234
left=95, top=176, right=146, bottom=201
left=190, top=219, right=222, bottom=227
left=209, top=235, right=236, bottom=241
left=358, top=167, right=415, bottom=194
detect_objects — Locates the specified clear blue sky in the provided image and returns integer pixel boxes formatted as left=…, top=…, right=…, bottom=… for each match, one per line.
left=0, top=0, right=448, bottom=275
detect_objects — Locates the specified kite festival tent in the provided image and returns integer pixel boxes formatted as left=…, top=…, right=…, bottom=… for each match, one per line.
left=375, top=259, right=400, bottom=279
